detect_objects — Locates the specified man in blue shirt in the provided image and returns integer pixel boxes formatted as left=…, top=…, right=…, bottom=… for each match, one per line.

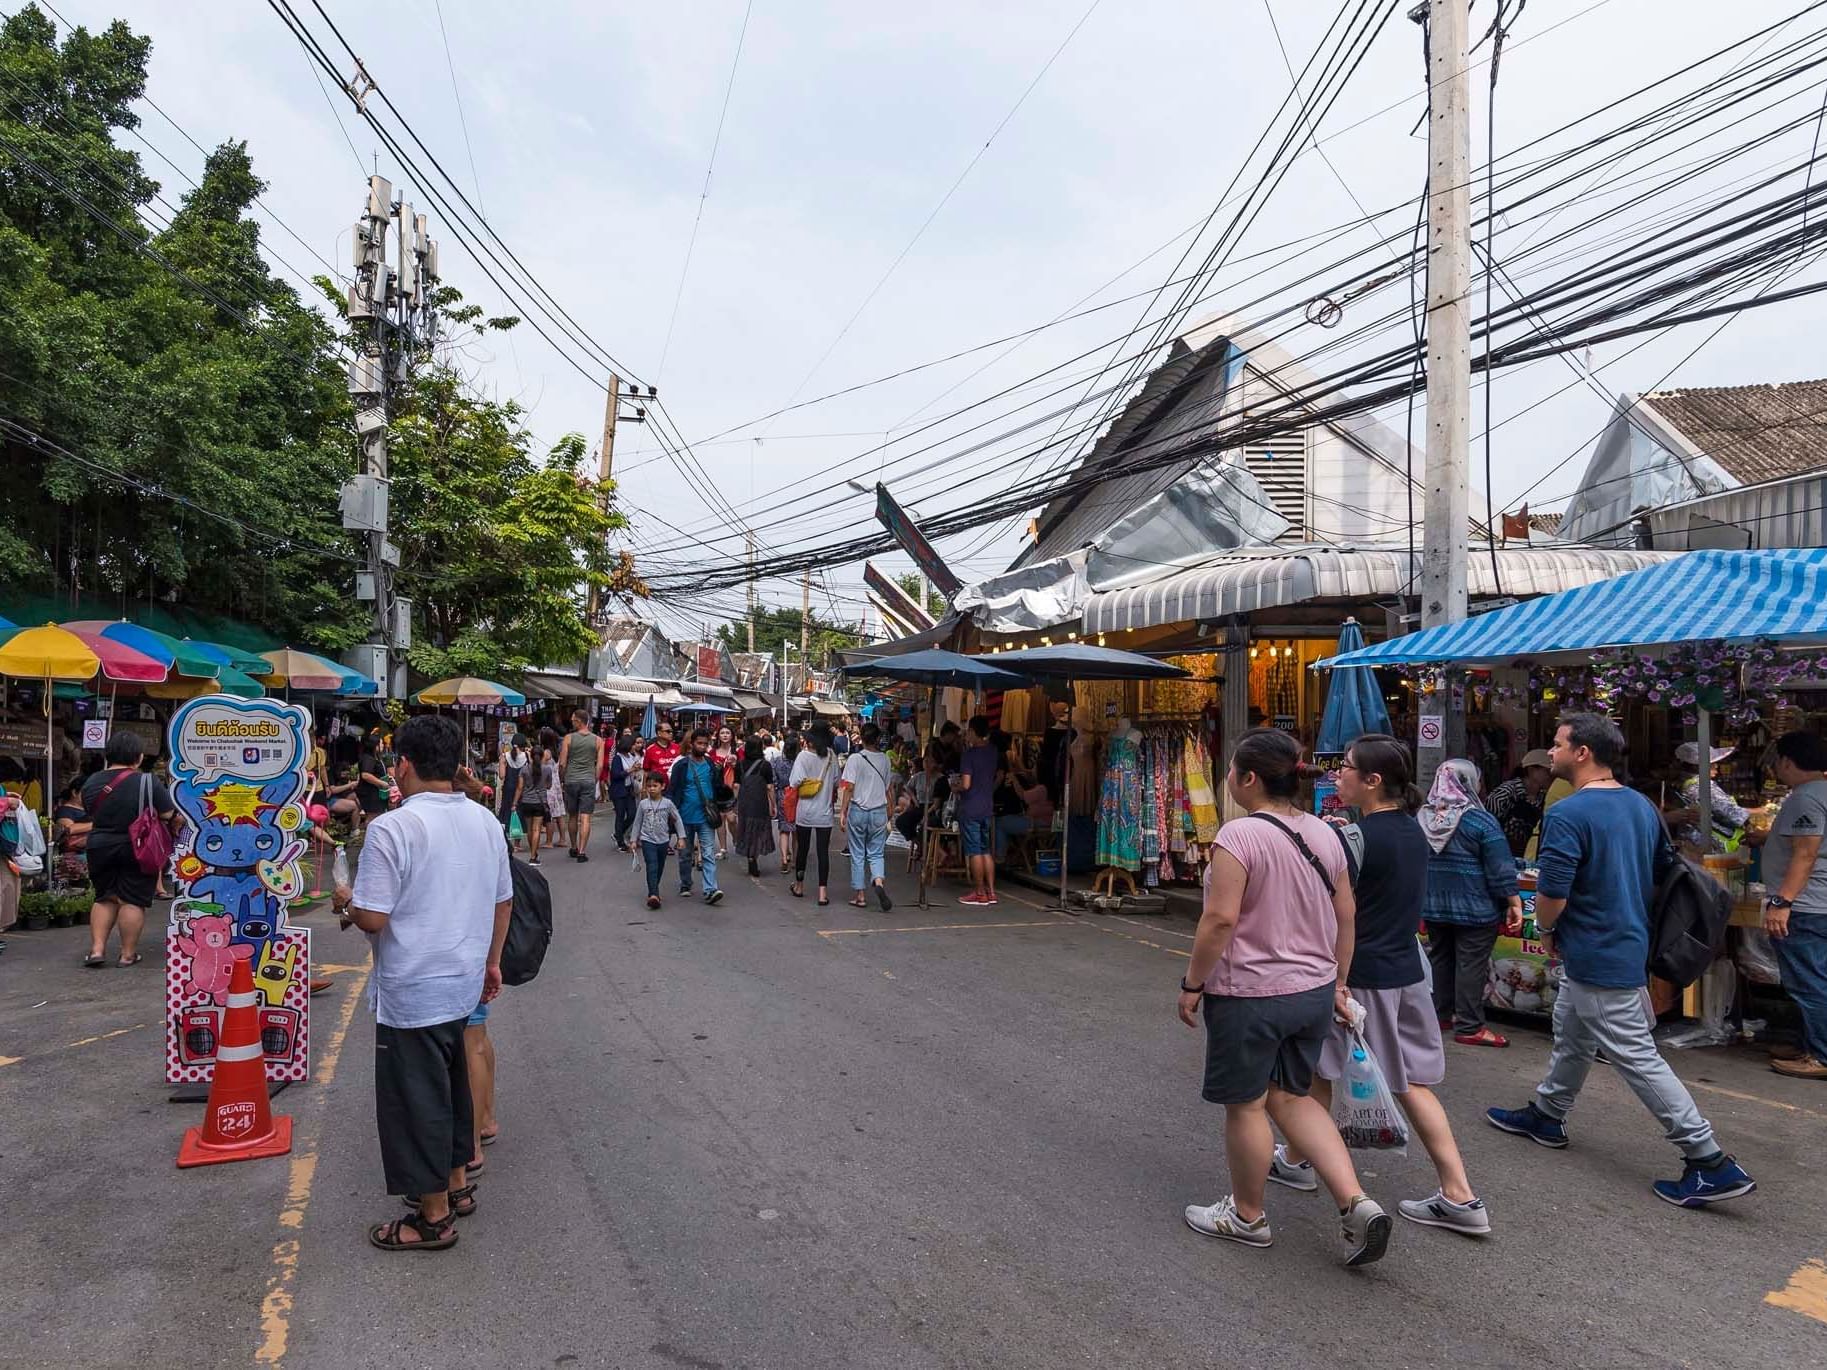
left=666, top=728, right=724, bottom=906
left=1486, top=713, right=1755, bottom=1208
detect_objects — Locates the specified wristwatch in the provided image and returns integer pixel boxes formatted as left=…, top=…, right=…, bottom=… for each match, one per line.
left=1767, top=896, right=1794, bottom=910
left=1180, top=977, right=1204, bottom=994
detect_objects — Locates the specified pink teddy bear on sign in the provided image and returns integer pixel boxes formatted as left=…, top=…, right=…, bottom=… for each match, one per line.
left=175, top=913, right=247, bottom=1007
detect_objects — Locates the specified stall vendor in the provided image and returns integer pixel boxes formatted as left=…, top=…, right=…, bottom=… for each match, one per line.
left=1674, top=742, right=1766, bottom=850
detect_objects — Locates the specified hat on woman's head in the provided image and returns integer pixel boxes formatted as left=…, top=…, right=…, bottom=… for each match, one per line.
left=1675, top=741, right=1734, bottom=766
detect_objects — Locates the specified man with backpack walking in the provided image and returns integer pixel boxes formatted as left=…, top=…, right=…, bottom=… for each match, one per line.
left=1485, top=713, right=1756, bottom=1208
left=332, top=714, right=514, bottom=1251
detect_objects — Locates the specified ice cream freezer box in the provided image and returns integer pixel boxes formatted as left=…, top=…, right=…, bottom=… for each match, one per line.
left=1420, top=884, right=1562, bottom=1018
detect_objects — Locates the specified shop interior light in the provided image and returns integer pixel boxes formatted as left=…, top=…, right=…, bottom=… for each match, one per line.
left=1097, top=635, right=1107, bottom=647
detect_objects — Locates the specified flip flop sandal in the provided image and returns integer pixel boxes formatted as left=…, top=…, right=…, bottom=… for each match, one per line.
left=465, top=1158, right=486, bottom=1176
left=1454, top=1027, right=1509, bottom=1048
left=849, top=898, right=867, bottom=908
left=874, top=882, right=893, bottom=913
left=369, top=1211, right=458, bottom=1251
left=402, top=1184, right=476, bottom=1218
left=480, top=1131, right=499, bottom=1147
left=817, top=895, right=830, bottom=907
left=116, top=953, right=143, bottom=967
left=83, top=954, right=107, bottom=968
left=790, top=883, right=804, bottom=899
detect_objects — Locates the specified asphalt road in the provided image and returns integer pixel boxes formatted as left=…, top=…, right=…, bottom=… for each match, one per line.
left=4, top=844, right=1826, bottom=1369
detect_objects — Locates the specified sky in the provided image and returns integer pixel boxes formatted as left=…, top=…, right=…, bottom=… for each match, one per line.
left=37, top=0, right=1827, bottom=645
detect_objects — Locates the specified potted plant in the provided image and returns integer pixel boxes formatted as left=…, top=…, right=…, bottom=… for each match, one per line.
left=56, top=892, right=94, bottom=925
left=17, top=891, right=53, bottom=932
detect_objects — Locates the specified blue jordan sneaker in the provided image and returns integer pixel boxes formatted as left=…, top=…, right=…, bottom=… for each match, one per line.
left=1653, top=1155, right=1756, bottom=1208
left=1484, top=1103, right=1569, bottom=1149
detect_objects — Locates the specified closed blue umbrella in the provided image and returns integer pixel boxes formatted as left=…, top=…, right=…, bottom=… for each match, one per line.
left=641, top=696, right=658, bottom=739
left=1317, top=617, right=1390, bottom=754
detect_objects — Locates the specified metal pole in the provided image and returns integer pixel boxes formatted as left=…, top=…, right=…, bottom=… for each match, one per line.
left=1057, top=703, right=1073, bottom=914
left=801, top=569, right=811, bottom=661
left=1695, top=707, right=1714, bottom=855
left=916, top=681, right=936, bottom=909
left=1418, top=0, right=1472, bottom=785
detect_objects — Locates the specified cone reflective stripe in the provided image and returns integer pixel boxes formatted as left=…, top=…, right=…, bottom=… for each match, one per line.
left=177, top=957, right=293, bottom=1167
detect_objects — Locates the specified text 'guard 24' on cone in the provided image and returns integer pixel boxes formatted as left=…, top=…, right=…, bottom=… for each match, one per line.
left=177, top=956, right=293, bottom=1167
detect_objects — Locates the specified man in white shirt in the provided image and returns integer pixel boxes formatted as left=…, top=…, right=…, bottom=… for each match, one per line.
left=334, top=713, right=513, bottom=1252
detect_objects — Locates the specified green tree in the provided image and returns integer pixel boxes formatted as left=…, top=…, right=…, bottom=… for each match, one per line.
left=717, top=605, right=861, bottom=665
left=0, top=6, right=359, bottom=637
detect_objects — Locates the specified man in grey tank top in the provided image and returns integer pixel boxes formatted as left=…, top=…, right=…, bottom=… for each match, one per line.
left=558, top=710, right=602, bottom=862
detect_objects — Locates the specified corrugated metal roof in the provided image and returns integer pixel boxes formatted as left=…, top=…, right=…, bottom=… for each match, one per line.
left=1645, top=468, right=1827, bottom=550
left=1084, top=544, right=1676, bottom=634
left=1640, top=380, right=1827, bottom=487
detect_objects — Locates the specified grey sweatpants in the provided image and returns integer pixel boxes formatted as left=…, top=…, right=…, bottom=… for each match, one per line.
left=1534, top=978, right=1717, bottom=1160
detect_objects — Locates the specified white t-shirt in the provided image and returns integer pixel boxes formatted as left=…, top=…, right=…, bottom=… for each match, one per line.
left=841, top=749, right=892, bottom=810
left=352, top=790, right=515, bottom=1028
left=788, top=749, right=839, bottom=827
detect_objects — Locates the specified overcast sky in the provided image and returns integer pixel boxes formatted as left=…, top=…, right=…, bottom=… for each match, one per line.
left=46, top=1, right=1827, bottom=642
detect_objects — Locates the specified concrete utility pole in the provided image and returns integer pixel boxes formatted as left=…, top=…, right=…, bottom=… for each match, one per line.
left=342, top=175, right=436, bottom=698
left=745, top=531, right=757, bottom=653
left=800, top=568, right=811, bottom=662
left=585, top=374, right=621, bottom=627
left=1417, top=0, right=1472, bottom=779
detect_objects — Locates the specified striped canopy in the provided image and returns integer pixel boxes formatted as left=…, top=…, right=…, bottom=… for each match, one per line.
left=1323, top=549, right=1827, bottom=669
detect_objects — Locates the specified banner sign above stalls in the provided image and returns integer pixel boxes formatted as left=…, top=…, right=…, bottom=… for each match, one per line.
left=163, top=696, right=315, bottom=1086
left=863, top=561, right=936, bottom=633
left=873, top=482, right=962, bottom=600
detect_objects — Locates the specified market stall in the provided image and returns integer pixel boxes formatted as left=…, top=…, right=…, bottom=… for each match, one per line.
left=1324, top=547, right=1827, bottom=1034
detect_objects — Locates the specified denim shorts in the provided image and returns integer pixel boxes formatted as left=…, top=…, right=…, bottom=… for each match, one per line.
left=466, top=1000, right=490, bottom=1027
left=959, top=816, right=992, bottom=856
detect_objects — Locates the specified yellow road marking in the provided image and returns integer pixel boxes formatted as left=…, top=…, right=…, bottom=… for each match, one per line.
left=1766, top=1258, right=1827, bottom=1326
left=0, top=1022, right=148, bottom=1069
left=1689, top=1080, right=1827, bottom=1121
left=1070, top=917, right=1192, bottom=959
left=254, top=965, right=368, bottom=1366
left=817, top=920, right=1068, bottom=937
left=1103, top=912, right=1194, bottom=940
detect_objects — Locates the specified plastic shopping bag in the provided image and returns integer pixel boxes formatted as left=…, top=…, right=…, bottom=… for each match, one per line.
left=1332, top=1017, right=1409, bottom=1153
left=507, top=810, right=525, bottom=843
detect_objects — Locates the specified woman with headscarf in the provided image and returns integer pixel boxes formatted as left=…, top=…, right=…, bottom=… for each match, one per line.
left=733, top=738, right=777, bottom=878
left=1420, top=758, right=1524, bottom=1048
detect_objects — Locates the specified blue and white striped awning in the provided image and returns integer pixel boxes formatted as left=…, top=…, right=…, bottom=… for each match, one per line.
left=1322, top=549, right=1827, bottom=668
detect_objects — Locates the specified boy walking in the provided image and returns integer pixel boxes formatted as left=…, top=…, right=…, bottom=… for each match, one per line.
left=1486, top=713, right=1756, bottom=1207
left=635, top=774, right=685, bottom=910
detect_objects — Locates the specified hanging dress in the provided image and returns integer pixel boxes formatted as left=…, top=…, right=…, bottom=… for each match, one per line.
left=1186, top=736, right=1220, bottom=844
left=1095, top=732, right=1143, bottom=870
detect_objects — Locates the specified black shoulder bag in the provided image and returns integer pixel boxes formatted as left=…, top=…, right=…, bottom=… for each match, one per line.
left=1245, top=812, right=1338, bottom=897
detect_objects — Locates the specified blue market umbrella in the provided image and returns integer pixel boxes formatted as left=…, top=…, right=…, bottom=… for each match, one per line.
left=672, top=700, right=728, bottom=716
left=1316, top=617, right=1390, bottom=754
left=641, top=696, right=658, bottom=739
left=836, top=648, right=1030, bottom=690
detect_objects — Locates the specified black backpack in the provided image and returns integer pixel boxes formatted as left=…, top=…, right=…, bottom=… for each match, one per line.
left=500, top=857, right=553, bottom=987
left=1647, top=851, right=1733, bottom=988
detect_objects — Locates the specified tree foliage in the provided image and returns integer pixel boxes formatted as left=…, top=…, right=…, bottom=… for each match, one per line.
left=0, top=5, right=633, bottom=676
left=716, top=605, right=861, bottom=666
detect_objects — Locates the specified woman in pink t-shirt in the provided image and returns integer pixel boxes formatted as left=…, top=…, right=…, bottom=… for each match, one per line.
left=1177, top=727, right=1391, bottom=1267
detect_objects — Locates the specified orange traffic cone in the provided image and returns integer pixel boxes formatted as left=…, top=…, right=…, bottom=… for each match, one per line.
left=177, top=956, right=294, bottom=1168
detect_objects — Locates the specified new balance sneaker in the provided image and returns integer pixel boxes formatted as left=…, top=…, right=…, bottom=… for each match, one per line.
left=1340, top=1195, right=1392, bottom=1267
left=1398, top=1190, right=1492, bottom=1236
left=1652, top=1154, right=1756, bottom=1208
left=1268, top=1144, right=1318, bottom=1192
left=1183, top=1195, right=1272, bottom=1248
left=705, top=889, right=725, bottom=907
left=1485, top=1103, right=1569, bottom=1149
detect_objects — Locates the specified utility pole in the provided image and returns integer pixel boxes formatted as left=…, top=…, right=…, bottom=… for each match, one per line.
left=745, top=531, right=757, bottom=654
left=800, top=568, right=811, bottom=663
left=586, top=374, right=649, bottom=628
left=343, top=175, right=435, bottom=698
left=1416, top=0, right=1471, bottom=781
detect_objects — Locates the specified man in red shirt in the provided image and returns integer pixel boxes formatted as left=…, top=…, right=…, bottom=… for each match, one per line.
left=642, top=721, right=681, bottom=784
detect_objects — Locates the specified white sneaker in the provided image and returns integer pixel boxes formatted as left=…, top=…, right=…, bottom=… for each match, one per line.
left=1183, top=1195, right=1273, bottom=1248
left=1339, top=1195, right=1392, bottom=1267
left=1268, top=1144, right=1318, bottom=1192
left=1398, top=1190, right=1491, bottom=1236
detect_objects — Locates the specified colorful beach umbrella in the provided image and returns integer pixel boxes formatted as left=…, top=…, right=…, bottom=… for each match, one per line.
left=145, top=665, right=266, bottom=700
left=256, top=647, right=349, bottom=692
left=55, top=623, right=169, bottom=683
left=414, top=676, right=527, bottom=707
left=195, top=640, right=274, bottom=677
left=0, top=624, right=101, bottom=818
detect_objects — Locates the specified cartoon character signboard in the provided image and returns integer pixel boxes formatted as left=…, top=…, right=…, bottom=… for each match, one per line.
left=164, top=696, right=313, bottom=1085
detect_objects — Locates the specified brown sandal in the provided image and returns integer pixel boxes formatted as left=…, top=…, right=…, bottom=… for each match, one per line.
left=402, top=1183, right=476, bottom=1217
left=368, top=1210, right=457, bottom=1251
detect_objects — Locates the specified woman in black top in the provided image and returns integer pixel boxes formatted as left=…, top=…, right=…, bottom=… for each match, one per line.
left=81, top=733, right=178, bottom=968
left=1279, top=734, right=1491, bottom=1236
left=356, top=735, right=391, bottom=818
